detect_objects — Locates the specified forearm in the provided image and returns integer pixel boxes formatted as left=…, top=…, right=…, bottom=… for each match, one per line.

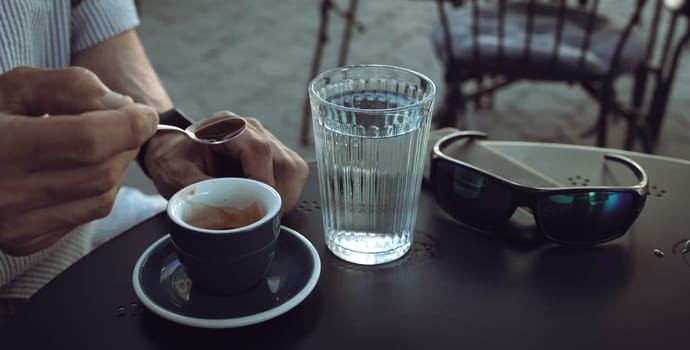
left=71, top=30, right=173, bottom=113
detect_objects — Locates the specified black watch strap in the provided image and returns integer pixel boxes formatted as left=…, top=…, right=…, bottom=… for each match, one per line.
left=136, top=108, right=194, bottom=178
left=158, top=108, right=194, bottom=129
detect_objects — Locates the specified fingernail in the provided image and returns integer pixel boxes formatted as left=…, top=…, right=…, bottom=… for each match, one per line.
left=100, top=91, right=133, bottom=109
left=146, top=108, right=159, bottom=135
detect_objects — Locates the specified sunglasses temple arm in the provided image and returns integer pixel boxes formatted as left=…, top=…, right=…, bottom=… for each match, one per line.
left=431, top=135, right=649, bottom=194
left=433, top=130, right=488, bottom=156
left=603, top=153, right=649, bottom=191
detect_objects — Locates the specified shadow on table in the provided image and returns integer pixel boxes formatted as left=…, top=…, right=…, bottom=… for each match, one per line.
left=426, top=201, right=635, bottom=308
left=137, top=288, right=323, bottom=348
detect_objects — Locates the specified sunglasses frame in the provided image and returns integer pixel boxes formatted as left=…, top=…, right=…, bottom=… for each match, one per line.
left=430, top=131, right=650, bottom=245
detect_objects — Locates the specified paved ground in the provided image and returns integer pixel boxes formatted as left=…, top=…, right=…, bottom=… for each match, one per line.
left=126, top=0, right=690, bottom=193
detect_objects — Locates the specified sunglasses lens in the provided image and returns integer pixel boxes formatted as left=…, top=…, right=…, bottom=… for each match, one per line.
left=433, top=160, right=514, bottom=230
left=538, top=191, right=637, bottom=243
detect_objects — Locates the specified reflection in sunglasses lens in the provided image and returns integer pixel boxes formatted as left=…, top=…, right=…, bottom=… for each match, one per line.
left=539, top=191, right=637, bottom=243
left=452, top=165, right=485, bottom=199
left=434, top=161, right=514, bottom=231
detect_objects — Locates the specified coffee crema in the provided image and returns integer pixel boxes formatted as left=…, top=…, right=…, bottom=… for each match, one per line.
left=184, top=201, right=264, bottom=230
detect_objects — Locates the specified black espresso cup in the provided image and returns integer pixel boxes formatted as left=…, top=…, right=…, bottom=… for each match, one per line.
left=167, top=177, right=281, bottom=295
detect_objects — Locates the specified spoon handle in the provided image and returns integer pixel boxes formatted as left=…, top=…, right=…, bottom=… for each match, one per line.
left=156, top=124, right=186, bottom=133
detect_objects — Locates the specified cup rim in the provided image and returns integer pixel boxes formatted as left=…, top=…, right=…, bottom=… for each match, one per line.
left=166, top=177, right=281, bottom=234
left=308, top=64, right=436, bottom=113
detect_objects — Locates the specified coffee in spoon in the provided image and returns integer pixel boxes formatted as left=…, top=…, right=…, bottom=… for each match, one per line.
left=156, top=113, right=246, bottom=145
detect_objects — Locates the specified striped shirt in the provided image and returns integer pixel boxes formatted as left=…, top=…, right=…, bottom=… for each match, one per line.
left=0, top=0, right=140, bottom=73
left=0, top=0, right=141, bottom=299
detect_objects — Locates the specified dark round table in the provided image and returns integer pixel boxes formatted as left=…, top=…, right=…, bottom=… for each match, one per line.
left=2, top=141, right=689, bottom=349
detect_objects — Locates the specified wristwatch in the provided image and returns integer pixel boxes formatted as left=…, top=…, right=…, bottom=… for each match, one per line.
left=157, top=108, right=194, bottom=129
left=136, top=108, right=194, bottom=178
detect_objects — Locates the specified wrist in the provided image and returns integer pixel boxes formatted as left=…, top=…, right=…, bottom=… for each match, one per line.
left=136, top=108, right=193, bottom=178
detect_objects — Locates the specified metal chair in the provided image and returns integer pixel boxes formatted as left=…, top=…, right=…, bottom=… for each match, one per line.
left=300, top=0, right=364, bottom=146
left=431, top=0, right=689, bottom=152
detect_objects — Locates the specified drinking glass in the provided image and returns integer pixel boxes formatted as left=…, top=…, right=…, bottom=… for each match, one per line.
left=308, top=64, right=436, bottom=265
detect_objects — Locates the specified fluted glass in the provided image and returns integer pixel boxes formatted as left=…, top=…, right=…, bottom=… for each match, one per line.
left=309, top=65, right=436, bottom=265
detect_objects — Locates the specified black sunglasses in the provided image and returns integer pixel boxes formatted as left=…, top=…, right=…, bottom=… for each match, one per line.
left=430, top=131, right=649, bottom=245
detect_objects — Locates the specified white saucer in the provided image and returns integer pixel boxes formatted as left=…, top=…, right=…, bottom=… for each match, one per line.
left=132, top=226, right=320, bottom=328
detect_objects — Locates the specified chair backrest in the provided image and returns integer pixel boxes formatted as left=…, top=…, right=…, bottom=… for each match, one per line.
left=432, top=0, right=690, bottom=150
left=433, top=0, right=649, bottom=79
left=641, top=0, right=690, bottom=144
left=644, top=0, right=690, bottom=81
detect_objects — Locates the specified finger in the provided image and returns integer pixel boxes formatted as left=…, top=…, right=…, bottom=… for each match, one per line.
left=27, top=67, right=110, bottom=113
left=0, top=66, right=117, bottom=115
left=233, top=120, right=308, bottom=212
left=273, top=149, right=310, bottom=214
left=2, top=103, right=158, bottom=171
left=0, top=149, right=137, bottom=217
left=0, top=228, right=70, bottom=257
left=224, top=117, right=276, bottom=188
left=260, top=140, right=309, bottom=214
left=0, top=173, right=125, bottom=255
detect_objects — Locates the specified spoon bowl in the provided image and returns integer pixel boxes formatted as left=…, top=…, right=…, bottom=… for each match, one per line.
left=156, top=114, right=246, bottom=144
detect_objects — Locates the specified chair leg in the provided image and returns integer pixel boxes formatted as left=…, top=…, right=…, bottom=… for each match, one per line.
left=301, top=0, right=332, bottom=146
left=337, top=0, right=359, bottom=67
left=645, top=80, right=673, bottom=152
left=473, top=76, right=484, bottom=109
left=437, top=74, right=466, bottom=129
left=595, top=83, right=614, bottom=148
left=301, top=0, right=363, bottom=146
left=623, top=66, right=648, bottom=151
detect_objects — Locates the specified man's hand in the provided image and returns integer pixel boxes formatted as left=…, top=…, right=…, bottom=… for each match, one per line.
left=0, top=66, right=134, bottom=115
left=0, top=67, right=158, bottom=256
left=144, top=112, right=309, bottom=214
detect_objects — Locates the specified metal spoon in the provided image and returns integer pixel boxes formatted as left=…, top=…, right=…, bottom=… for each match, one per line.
left=156, top=114, right=246, bottom=144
